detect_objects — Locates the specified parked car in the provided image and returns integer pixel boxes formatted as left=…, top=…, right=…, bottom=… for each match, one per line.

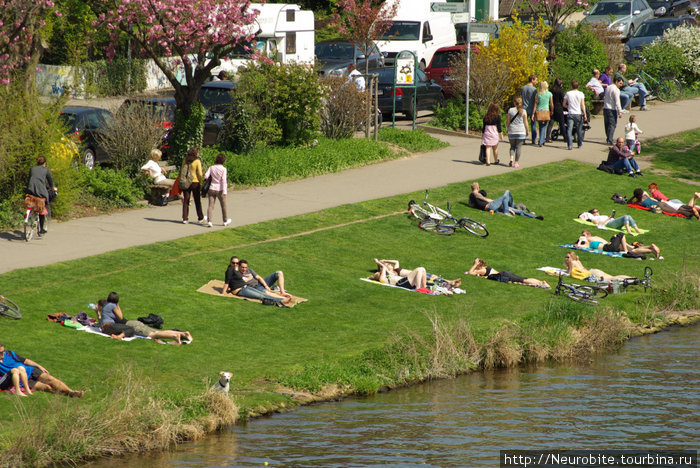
left=315, top=40, right=385, bottom=77
left=582, top=0, right=655, bottom=39
left=624, top=16, right=697, bottom=59
left=199, top=80, right=236, bottom=146
left=59, top=106, right=113, bottom=169
left=647, top=0, right=693, bottom=16
left=373, top=67, right=445, bottom=119
left=118, top=97, right=176, bottom=156
left=424, top=45, right=466, bottom=98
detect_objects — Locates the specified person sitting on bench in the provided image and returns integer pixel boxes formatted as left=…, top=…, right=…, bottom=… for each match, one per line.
left=141, top=149, right=174, bottom=187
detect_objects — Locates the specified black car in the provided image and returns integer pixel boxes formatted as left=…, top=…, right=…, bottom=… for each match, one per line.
left=59, top=106, right=113, bottom=169
left=647, top=0, right=693, bottom=15
left=373, top=67, right=445, bottom=119
left=315, top=41, right=384, bottom=77
left=118, top=97, right=176, bottom=156
left=199, top=80, right=236, bottom=146
left=624, top=16, right=697, bottom=59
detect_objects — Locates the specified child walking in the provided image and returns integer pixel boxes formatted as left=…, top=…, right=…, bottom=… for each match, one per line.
left=624, top=115, right=643, bottom=155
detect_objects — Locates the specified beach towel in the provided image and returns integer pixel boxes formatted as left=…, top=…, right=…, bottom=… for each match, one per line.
left=573, top=218, right=648, bottom=236
left=197, top=280, right=307, bottom=307
left=75, top=325, right=142, bottom=341
left=559, top=244, right=624, bottom=258
left=537, top=266, right=569, bottom=276
left=627, top=203, right=687, bottom=218
left=361, top=277, right=437, bottom=295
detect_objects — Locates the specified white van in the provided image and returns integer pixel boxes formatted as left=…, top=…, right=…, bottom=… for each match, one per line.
left=375, top=0, right=457, bottom=70
left=212, top=3, right=314, bottom=76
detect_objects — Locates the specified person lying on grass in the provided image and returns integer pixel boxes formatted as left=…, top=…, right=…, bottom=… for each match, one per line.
left=578, top=208, right=643, bottom=234
left=468, top=182, right=544, bottom=219
left=370, top=258, right=462, bottom=290
left=0, top=343, right=84, bottom=398
left=576, top=230, right=662, bottom=258
left=560, top=251, right=635, bottom=282
left=467, top=258, right=550, bottom=288
left=96, top=294, right=193, bottom=345
left=224, top=257, right=293, bottom=306
left=628, top=188, right=700, bottom=220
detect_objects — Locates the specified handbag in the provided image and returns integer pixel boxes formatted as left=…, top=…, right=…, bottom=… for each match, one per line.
left=478, top=144, right=486, bottom=163
left=535, top=110, right=551, bottom=122
left=200, top=176, right=212, bottom=197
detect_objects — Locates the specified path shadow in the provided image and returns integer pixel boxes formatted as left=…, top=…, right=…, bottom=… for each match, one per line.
left=452, top=160, right=486, bottom=165
left=144, top=218, right=191, bottom=224
left=0, top=230, right=28, bottom=242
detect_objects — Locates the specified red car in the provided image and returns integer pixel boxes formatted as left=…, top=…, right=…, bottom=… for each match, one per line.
left=425, top=45, right=471, bottom=99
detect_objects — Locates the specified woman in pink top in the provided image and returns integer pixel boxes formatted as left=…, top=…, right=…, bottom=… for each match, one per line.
left=204, top=153, right=231, bottom=227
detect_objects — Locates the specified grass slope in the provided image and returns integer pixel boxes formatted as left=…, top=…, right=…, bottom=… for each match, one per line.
left=0, top=159, right=698, bottom=462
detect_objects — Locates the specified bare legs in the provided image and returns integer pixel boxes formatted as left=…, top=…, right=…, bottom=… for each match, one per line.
left=35, top=373, right=84, bottom=398
left=11, top=367, right=32, bottom=396
left=523, top=278, right=551, bottom=289
left=148, top=330, right=193, bottom=346
left=406, top=267, right=427, bottom=289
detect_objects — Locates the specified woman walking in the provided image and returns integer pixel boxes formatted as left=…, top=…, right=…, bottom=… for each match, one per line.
left=204, top=153, right=232, bottom=227
left=534, top=81, right=553, bottom=147
left=179, top=147, right=204, bottom=224
left=506, top=96, right=528, bottom=168
left=546, top=78, right=566, bottom=143
left=481, top=102, right=503, bottom=166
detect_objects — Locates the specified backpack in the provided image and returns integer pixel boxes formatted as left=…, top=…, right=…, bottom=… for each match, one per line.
left=138, top=313, right=164, bottom=329
left=611, top=193, right=628, bottom=204
left=179, top=164, right=193, bottom=190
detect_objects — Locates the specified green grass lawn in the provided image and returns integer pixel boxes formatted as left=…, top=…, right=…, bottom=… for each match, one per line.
left=643, top=128, right=700, bottom=181
left=0, top=159, right=698, bottom=463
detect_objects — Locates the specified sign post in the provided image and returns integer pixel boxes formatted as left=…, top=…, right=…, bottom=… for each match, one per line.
left=430, top=2, right=468, bottom=12
left=394, top=51, right=417, bottom=129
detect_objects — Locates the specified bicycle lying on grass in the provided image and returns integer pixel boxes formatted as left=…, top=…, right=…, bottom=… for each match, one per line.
left=408, top=190, right=488, bottom=237
left=620, top=266, right=653, bottom=292
left=554, top=275, right=609, bottom=306
left=0, top=294, right=21, bottom=319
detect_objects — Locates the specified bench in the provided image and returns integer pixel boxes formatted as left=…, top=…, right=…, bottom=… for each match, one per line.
left=148, top=184, right=172, bottom=206
left=590, top=98, right=604, bottom=115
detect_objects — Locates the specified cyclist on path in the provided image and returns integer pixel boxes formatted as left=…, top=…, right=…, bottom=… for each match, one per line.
left=25, top=156, right=57, bottom=237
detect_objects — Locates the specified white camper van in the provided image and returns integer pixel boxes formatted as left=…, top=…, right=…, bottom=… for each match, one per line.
left=375, top=0, right=457, bottom=70
left=212, top=3, right=314, bottom=76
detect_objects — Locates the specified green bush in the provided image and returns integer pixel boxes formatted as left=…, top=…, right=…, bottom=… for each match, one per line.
left=377, top=128, right=448, bottom=152
left=433, top=99, right=466, bottom=131
left=236, top=62, right=323, bottom=146
left=81, top=58, right=147, bottom=96
left=217, top=103, right=255, bottom=154
left=638, top=40, right=689, bottom=84
left=169, top=103, right=206, bottom=166
left=551, top=23, right=609, bottom=101
left=662, top=25, right=700, bottom=78
left=78, top=167, right=147, bottom=206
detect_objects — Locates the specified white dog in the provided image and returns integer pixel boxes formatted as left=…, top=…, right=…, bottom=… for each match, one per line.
left=212, top=371, right=232, bottom=394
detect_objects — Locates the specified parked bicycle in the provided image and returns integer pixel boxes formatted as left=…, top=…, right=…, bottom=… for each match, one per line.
left=620, top=266, right=653, bottom=292
left=0, top=294, right=21, bottom=319
left=408, top=190, right=488, bottom=237
left=554, top=274, right=608, bottom=305
left=630, top=60, right=682, bottom=103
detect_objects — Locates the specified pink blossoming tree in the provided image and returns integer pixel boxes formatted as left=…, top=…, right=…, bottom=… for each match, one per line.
left=90, top=0, right=258, bottom=118
left=0, top=0, right=59, bottom=85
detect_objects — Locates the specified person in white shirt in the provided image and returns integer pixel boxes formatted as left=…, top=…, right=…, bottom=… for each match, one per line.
left=347, top=64, right=365, bottom=91
left=141, top=149, right=174, bottom=187
left=563, top=80, right=587, bottom=150
left=624, top=115, right=644, bottom=154
left=585, top=69, right=604, bottom=98
left=602, top=77, right=624, bottom=144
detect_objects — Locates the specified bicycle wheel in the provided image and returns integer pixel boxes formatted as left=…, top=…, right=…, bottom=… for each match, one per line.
left=24, top=211, right=38, bottom=242
left=458, top=217, right=489, bottom=238
left=654, top=77, right=681, bottom=103
left=408, top=201, right=431, bottom=221
left=0, top=295, right=21, bottom=319
left=567, top=290, right=599, bottom=306
left=418, top=219, right=455, bottom=235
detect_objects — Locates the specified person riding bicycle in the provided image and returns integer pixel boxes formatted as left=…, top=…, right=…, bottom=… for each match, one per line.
left=25, top=156, right=57, bottom=237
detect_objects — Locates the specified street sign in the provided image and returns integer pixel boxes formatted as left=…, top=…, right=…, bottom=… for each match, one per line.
left=430, top=2, right=468, bottom=12
left=451, top=12, right=470, bottom=23
left=469, top=32, right=489, bottom=42
left=469, top=23, right=498, bottom=34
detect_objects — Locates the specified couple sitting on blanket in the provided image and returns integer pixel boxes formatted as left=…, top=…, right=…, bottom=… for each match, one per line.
left=468, top=182, right=544, bottom=220
left=628, top=186, right=700, bottom=220
left=224, top=256, right=293, bottom=306
left=467, top=258, right=550, bottom=289
left=370, top=258, right=461, bottom=291
left=96, top=292, right=193, bottom=344
left=575, top=230, right=662, bottom=259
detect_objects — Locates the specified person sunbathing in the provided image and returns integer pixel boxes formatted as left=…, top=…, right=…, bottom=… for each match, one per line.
left=371, top=258, right=461, bottom=290
left=575, top=230, right=662, bottom=258
left=467, top=258, right=550, bottom=288
left=562, top=252, right=634, bottom=282
left=578, top=208, right=643, bottom=234
left=629, top=188, right=700, bottom=220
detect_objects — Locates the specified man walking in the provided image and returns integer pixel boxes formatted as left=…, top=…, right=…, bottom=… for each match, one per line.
left=563, top=80, right=587, bottom=150
left=603, top=77, right=624, bottom=144
left=521, top=75, right=538, bottom=145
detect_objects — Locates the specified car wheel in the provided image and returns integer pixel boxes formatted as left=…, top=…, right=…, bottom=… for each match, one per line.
left=405, top=100, right=415, bottom=120
left=83, top=148, right=96, bottom=170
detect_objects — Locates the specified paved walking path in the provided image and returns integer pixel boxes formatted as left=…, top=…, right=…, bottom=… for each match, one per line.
left=2, top=98, right=698, bottom=274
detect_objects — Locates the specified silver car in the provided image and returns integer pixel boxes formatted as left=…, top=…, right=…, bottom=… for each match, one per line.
left=582, top=0, right=655, bottom=39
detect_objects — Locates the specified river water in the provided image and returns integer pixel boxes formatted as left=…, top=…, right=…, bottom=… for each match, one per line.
left=90, top=325, right=698, bottom=467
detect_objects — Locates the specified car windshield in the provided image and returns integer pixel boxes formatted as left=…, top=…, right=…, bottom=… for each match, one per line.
left=315, top=43, right=355, bottom=60
left=635, top=20, right=677, bottom=36
left=230, top=39, right=267, bottom=58
left=199, top=88, right=233, bottom=111
left=379, top=21, right=421, bottom=41
left=431, top=50, right=461, bottom=68
left=589, top=1, right=630, bottom=15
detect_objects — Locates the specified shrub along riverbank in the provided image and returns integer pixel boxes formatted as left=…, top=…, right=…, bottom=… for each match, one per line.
left=0, top=159, right=698, bottom=466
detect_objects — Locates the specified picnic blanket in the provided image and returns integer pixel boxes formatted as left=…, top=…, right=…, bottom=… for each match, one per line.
left=197, top=280, right=308, bottom=307
left=627, top=203, right=687, bottom=218
left=537, top=266, right=569, bottom=276
left=559, top=244, right=624, bottom=258
left=75, top=324, right=142, bottom=341
left=361, top=277, right=436, bottom=295
left=361, top=277, right=466, bottom=296
left=573, top=218, right=648, bottom=236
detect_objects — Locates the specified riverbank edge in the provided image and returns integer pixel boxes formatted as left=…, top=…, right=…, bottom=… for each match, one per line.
left=16, top=308, right=692, bottom=467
